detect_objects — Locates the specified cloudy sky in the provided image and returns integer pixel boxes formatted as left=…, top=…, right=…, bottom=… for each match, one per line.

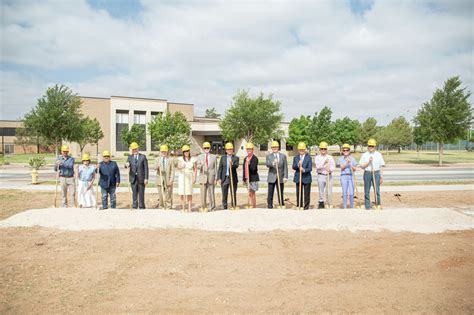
left=1, top=0, right=472, bottom=124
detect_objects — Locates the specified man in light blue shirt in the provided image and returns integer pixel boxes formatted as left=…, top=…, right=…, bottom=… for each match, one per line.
left=359, top=139, right=385, bottom=209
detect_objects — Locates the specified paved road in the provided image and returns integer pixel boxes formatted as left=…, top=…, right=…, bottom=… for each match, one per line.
left=1, top=166, right=473, bottom=183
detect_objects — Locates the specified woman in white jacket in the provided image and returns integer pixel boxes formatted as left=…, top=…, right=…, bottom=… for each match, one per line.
left=77, top=153, right=96, bottom=208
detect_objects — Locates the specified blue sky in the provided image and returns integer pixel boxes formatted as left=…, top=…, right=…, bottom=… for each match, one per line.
left=0, top=0, right=472, bottom=124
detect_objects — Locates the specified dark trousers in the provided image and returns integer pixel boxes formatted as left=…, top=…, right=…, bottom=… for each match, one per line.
left=267, top=182, right=285, bottom=208
left=221, top=176, right=237, bottom=209
left=296, top=182, right=311, bottom=209
left=101, top=186, right=117, bottom=209
left=131, top=182, right=146, bottom=209
left=363, top=171, right=381, bottom=210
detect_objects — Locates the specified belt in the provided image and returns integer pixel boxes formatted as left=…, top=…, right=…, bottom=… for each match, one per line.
left=340, top=173, right=352, bottom=176
left=365, top=170, right=380, bottom=173
left=60, top=175, right=74, bottom=178
left=317, top=173, right=331, bottom=175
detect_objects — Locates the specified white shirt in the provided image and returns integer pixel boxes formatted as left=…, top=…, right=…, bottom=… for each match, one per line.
left=359, top=151, right=385, bottom=171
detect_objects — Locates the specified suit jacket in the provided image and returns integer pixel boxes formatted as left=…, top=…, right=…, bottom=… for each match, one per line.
left=217, top=154, right=239, bottom=183
left=292, top=154, right=312, bottom=184
left=196, top=153, right=218, bottom=184
left=155, top=156, right=175, bottom=186
left=266, top=152, right=288, bottom=183
left=126, top=153, right=149, bottom=184
left=98, top=160, right=120, bottom=189
left=242, top=155, right=259, bottom=182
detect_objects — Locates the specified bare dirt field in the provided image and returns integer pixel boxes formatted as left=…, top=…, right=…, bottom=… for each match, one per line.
left=1, top=189, right=473, bottom=313
left=0, top=227, right=473, bottom=313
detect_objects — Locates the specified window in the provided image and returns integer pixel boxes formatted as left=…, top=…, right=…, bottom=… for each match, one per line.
left=116, top=111, right=129, bottom=151
left=134, top=111, right=147, bottom=151
left=5, top=144, right=14, bottom=154
left=259, top=143, right=268, bottom=151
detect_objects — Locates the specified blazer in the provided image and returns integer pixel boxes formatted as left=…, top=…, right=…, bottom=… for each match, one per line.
left=292, top=154, right=312, bottom=184
left=217, top=154, right=239, bottom=183
left=126, top=153, right=149, bottom=184
left=155, top=156, right=175, bottom=186
left=265, top=152, right=288, bottom=183
left=196, top=153, right=218, bottom=184
left=98, top=160, right=120, bottom=189
left=242, top=155, right=259, bottom=182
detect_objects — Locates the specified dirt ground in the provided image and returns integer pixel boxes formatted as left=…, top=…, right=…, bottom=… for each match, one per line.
left=0, top=227, right=472, bottom=313
left=0, top=189, right=473, bottom=220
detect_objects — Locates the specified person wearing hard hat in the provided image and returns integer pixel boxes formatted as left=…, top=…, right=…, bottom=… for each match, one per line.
left=292, top=142, right=312, bottom=209
left=359, top=139, right=385, bottom=210
left=217, top=142, right=239, bottom=209
left=124, top=142, right=149, bottom=209
left=54, top=144, right=76, bottom=207
left=77, top=153, right=96, bottom=208
left=155, top=144, right=175, bottom=209
left=177, top=145, right=196, bottom=212
left=242, top=142, right=259, bottom=208
left=196, top=142, right=218, bottom=210
left=315, top=141, right=336, bottom=209
left=337, top=144, right=358, bottom=209
left=266, top=140, right=288, bottom=208
left=96, top=150, right=120, bottom=209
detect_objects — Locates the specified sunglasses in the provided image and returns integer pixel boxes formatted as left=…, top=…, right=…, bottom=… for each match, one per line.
left=342, top=149, right=349, bottom=152
left=103, top=156, right=110, bottom=158
left=368, top=146, right=375, bottom=148
left=320, top=148, right=327, bottom=150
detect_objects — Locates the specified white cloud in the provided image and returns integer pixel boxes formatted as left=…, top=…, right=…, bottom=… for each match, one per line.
left=0, top=0, right=472, bottom=124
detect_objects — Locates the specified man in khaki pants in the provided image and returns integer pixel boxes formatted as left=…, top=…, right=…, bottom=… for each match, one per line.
left=155, top=144, right=175, bottom=209
left=54, top=144, right=76, bottom=207
left=196, top=142, right=218, bottom=211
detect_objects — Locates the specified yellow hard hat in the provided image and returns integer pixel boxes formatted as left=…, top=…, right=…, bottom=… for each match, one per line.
left=342, top=143, right=351, bottom=150
left=319, top=141, right=328, bottom=149
left=202, top=142, right=211, bottom=149
left=81, top=153, right=90, bottom=161
left=160, top=144, right=169, bottom=152
left=60, top=144, right=69, bottom=152
left=182, top=145, right=190, bottom=152
left=102, top=150, right=111, bottom=157
left=368, top=139, right=377, bottom=146
left=271, top=141, right=279, bottom=148
left=245, top=142, right=254, bottom=149
left=225, top=142, right=234, bottom=150
left=129, top=142, right=139, bottom=150
left=297, top=142, right=307, bottom=150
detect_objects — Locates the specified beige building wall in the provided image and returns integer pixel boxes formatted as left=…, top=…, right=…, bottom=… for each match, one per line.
left=0, top=120, right=37, bottom=154
left=168, top=103, right=194, bottom=121
left=69, top=97, right=111, bottom=157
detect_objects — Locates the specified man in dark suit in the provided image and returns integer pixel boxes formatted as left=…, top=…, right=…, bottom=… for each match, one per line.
left=217, top=142, right=239, bottom=209
left=125, top=142, right=149, bottom=209
left=292, top=142, right=312, bottom=209
left=266, top=140, right=288, bottom=209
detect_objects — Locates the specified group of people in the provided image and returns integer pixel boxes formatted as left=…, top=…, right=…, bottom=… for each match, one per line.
left=54, top=138, right=385, bottom=211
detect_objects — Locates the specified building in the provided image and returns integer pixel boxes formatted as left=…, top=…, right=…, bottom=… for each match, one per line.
left=0, top=120, right=38, bottom=154
left=0, top=95, right=291, bottom=157
left=73, top=95, right=290, bottom=157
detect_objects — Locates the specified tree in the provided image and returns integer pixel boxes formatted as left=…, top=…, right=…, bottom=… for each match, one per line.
left=306, top=106, right=334, bottom=146
left=70, top=117, right=104, bottom=156
left=378, top=117, right=413, bottom=153
left=23, top=84, right=83, bottom=155
left=148, top=111, right=191, bottom=152
left=332, top=117, right=360, bottom=151
left=414, top=76, right=473, bottom=166
left=204, top=107, right=221, bottom=119
left=121, top=124, right=146, bottom=149
left=219, top=90, right=283, bottom=145
left=287, top=115, right=311, bottom=146
left=357, top=117, right=377, bottom=150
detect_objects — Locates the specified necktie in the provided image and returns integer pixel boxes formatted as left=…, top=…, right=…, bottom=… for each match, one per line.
left=275, top=153, right=279, bottom=163
left=163, top=157, right=166, bottom=169
left=226, top=156, right=230, bottom=176
left=206, top=154, right=209, bottom=169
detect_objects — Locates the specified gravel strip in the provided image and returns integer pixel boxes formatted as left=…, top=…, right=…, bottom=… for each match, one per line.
left=0, top=207, right=473, bottom=233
